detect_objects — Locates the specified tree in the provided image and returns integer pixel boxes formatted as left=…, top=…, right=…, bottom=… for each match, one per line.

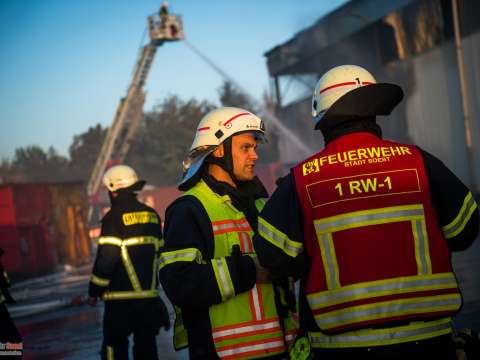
left=0, top=158, right=25, bottom=183
left=6, top=146, right=70, bottom=182
left=218, top=81, right=257, bottom=112
left=126, top=95, right=214, bottom=185
left=68, top=124, right=107, bottom=181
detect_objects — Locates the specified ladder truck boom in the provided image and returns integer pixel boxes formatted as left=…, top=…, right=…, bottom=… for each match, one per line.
left=87, top=3, right=184, bottom=222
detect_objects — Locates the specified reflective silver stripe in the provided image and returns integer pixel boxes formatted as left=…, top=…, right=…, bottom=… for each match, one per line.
left=320, top=233, right=340, bottom=289
left=315, top=207, right=424, bottom=233
left=413, top=220, right=430, bottom=275
left=212, top=220, right=250, bottom=232
left=315, top=205, right=430, bottom=291
left=98, top=237, right=123, bottom=246
left=216, top=339, right=285, bottom=358
left=250, top=284, right=262, bottom=320
left=213, top=258, right=234, bottom=300
left=258, top=218, right=303, bottom=257
left=159, top=248, right=202, bottom=268
left=309, top=318, right=452, bottom=348
left=239, top=232, right=252, bottom=253
left=442, top=192, right=478, bottom=239
left=212, top=319, right=281, bottom=339
left=308, top=273, right=459, bottom=307
left=121, top=246, right=142, bottom=291
left=103, top=289, right=158, bottom=300
left=285, top=333, right=296, bottom=343
left=315, top=295, right=461, bottom=328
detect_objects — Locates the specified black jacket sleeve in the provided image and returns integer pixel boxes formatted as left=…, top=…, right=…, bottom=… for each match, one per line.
left=159, top=196, right=256, bottom=310
left=419, top=147, right=479, bottom=251
left=253, top=173, right=308, bottom=280
left=88, top=212, right=121, bottom=297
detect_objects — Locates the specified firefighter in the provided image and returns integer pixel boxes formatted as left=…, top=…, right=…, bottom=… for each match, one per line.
left=253, top=65, right=479, bottom=359
left=88, top=165, right=170, bottom=360
left=159, top=107, right=297, bottom=359
left=0, top=247, right=22, bottom=345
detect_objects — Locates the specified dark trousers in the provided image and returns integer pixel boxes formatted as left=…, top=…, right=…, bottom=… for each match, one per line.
left=101, top=298, right=165, bottom=360
left=0, top=303, right=21, bottom=343
left=102, top=330, right=158, bottom=360
left=312, top=334, right=455, bottom=360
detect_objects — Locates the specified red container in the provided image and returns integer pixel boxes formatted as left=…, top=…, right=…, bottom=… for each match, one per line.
left=0, top=224, right=55, bottom=278
left=0, top=225, right=23, bottom=275
left=0, top=184, right=52, bottom=226
left=0, top=182, right=91, bottom=278
left=0, top=186, right=15, bottom=224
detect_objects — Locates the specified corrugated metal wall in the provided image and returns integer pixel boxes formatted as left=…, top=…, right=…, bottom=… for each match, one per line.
left=379, top=30, right=480, bottom=188
left=269, top=0, right=480, bottom=190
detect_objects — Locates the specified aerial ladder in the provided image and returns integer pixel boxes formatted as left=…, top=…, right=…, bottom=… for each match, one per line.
left=86, top=2, right=184, bottom=225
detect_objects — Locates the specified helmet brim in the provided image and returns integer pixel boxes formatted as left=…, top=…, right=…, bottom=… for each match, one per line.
left=178, top=148, right=216, bottom=190
left=117, top=180, right=146, bottom=192
left=314, top=83, right=404, bottom=130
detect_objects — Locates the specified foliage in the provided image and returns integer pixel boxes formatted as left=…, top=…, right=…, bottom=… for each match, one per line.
left=0, top=146, right=70, bottom=183
left=126, top=95, right=214, bottom=185
left=68, top=124, right=107, bottom=181
left=218, top=81, right=257, bottom=112
left=0, top=80, right=278, bottom=185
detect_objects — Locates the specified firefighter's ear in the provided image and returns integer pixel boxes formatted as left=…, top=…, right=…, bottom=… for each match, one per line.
left=212, top=143, right=224, bottom=158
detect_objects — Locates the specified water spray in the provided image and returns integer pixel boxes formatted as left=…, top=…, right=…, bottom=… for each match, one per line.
left=184, top=40, right=314, bottom=158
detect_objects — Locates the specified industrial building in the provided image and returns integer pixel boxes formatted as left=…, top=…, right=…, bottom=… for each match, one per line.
left=265, top=0, right=480, bottom=192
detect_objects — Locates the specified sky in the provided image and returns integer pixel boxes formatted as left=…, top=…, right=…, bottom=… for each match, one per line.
left=0, top=0, right=348, bottom=160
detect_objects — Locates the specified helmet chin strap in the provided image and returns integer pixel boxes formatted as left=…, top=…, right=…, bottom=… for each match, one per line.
left=205, top=137, right=240, bottom=184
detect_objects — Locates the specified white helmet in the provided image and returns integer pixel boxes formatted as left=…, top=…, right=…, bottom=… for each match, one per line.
left=179, top=107, right=265, bottom=188
left=103, top=165, right=143, bottom=192
left=312, top=65, right=403, bottom=130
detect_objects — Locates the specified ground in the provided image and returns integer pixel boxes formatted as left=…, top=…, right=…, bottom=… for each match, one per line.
left=6, top=239, right=480, bottom=359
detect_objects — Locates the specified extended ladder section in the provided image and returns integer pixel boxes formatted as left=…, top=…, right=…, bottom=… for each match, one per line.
left=87, top=3, right=184, bottom=222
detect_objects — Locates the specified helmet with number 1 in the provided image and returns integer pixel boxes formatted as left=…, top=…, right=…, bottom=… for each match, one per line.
left=102, top=165, right=145, bottom=192
left=179, top=107, right=265, bottom=188
left=311, top=65, right=404, bottom=130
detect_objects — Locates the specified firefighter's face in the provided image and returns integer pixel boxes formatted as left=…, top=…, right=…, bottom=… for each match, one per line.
left=231, top=132, right=259, bottom=181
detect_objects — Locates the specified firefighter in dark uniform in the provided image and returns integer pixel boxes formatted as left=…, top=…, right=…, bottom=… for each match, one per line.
left=88, top=165, right=170, bottom=360
left=159, top=107, right=297, bottom=359
left=253, top=65, right=479, bottom=359
left=0, top=247, right=22, bottom=346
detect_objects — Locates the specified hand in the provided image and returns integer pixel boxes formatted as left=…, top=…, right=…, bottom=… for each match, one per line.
left=252, top=256, right=271, bottom=284
left=87, top=296, right=98, bottom=307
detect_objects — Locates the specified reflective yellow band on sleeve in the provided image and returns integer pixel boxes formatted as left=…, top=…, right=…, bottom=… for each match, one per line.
left=159, top=248, right=204, bottom=269
left=0, top=294, right=4, bottom=304
left=102, top=289, right=159, bottom=300
left=258, top=217, right=304, bottom=257
left=98, top=237, right=123, bottom=246
left=211, top=258, right=235, bottom=301
left=91, top=274, right=111, bottom=287
left=442, top=192, right=478, bottom=239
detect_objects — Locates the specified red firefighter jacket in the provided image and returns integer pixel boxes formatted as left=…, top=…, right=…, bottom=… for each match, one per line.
left=254, top=131, right=478, bottom=347
left=292, top=131, right=463, bottom=333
